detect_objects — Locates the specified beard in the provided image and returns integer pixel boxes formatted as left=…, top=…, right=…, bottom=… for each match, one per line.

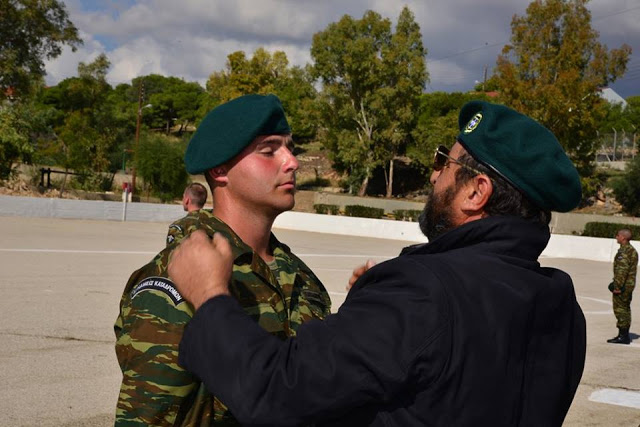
left=419, top=185, right=458, bottom=241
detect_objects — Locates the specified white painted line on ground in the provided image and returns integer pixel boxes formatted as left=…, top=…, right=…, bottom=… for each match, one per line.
left=589, top=388, right=640, bottom=409
left=0, top=248, right=156, bottom=255
left=578, top=296, right=612, bottom=306
left=583, top=311, right=614, bottom=315
left=328, top=291, right=349, bottom=297
left=298, top=254, right=393, bottom=259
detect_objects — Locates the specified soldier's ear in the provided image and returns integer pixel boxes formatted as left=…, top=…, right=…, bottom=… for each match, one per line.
left=207, top=167, right=228, bottom=184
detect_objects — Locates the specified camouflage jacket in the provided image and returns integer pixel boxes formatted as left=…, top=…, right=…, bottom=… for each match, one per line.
left=613, top=243, right=638, bottom=291
left=166, top=210, right=201, bottom=246
left=114, top=210, right=331, bottom=426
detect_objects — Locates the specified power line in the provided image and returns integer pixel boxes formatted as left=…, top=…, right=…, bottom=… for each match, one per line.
left=427, top=5, right=640, bottom=64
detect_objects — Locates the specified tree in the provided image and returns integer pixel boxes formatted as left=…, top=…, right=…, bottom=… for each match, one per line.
left=408, top=92, right=490, bottom=170
left=135, top=132, right=189, bottom=202
left=0, top=0, right=82, bottom=99
left=311, top=7, right=427, bottom=196
left=0, top=103, right=34, bottom=179
left=205, top=48, right=318, bottom=140
left=494, top=0, right=630, bottom=174
left=612, top=155, right=640, bottom=216
left=37, top=54, right=126, bottom=192
left=129, top=75, right=204, bottom=134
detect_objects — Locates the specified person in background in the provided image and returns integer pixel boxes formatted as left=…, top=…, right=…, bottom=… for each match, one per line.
left=607, top=228, right=638, bottom=344
left=166, top=182, right=208, bottom=246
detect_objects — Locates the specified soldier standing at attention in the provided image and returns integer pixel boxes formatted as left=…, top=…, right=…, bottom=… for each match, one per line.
left=114, top=94, right=331, bottom=425
left=166, top=182, right=208, bottom=246
left=607, top=228, right=638, bottom=344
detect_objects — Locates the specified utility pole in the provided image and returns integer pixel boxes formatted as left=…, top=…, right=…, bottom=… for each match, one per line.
left=131, top=81, right=144, bottom=194
left=482, top=65, right=488, bottom=91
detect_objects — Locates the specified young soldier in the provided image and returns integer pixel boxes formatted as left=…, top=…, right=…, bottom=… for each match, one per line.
left=166, top=182, right=208, bottom=246
left=114, top=94, right=331, bottom=425
left=607, top=228, right=638, bottom=344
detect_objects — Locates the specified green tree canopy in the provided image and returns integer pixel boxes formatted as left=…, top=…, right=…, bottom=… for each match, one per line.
left=494, top=0, right=631, bottom=174
left=135, top=132, right=189, bottom=202
left=205, top=48, right=319, bottom=141
left=130, top=75, right=204, bottom=134
left=0, top=0, right=82, bottom=99
left=312, top=7, right=427, bottom=196
left=36, top=54, right=127, bottom=191
left=0, top=103, right=35, bottom=179
left=408, top=92, right=490, bottom=170
left=612, top=155, right=640, bottom=216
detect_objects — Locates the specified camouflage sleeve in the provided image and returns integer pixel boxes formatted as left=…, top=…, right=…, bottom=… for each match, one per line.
left=613, top=248, right=632, bottom=289
left=114, top=276, right=197, bottom=426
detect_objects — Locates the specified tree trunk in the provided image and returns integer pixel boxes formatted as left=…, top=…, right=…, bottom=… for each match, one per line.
left=358, top=167, right=370, bottom=196
left=386, top=158, right=394, bottom=198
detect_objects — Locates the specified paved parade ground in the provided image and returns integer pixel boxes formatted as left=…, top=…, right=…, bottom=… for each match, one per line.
left=0, top=216, right=639, bottom=426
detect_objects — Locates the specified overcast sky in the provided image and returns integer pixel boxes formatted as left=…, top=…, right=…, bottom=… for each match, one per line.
left=45, top=0, right=640, bottom=98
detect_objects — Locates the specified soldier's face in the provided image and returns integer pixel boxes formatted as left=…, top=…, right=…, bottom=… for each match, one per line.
left=224, top=134, right=298, bottom=216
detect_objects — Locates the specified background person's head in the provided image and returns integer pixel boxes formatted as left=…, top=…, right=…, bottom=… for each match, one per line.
left=184, top=94, right=296, bottom=219
left=616, top=229, right=632, bottom=244
left=182, top=182, right=208, bottom=212
left=420, top=101, right=582, bottom=241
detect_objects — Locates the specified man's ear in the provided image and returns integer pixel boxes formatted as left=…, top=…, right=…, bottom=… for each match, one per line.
left=461, top=174, right=493, bottom=213
left=207, top=166, right=228, bottom=184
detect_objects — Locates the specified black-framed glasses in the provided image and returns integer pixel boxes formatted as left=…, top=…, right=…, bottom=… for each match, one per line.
left=433, top=145, right=484, bottom=175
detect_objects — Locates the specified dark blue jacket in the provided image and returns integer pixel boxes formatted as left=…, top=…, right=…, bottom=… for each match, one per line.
left=179, top=216, right=586, bottom=426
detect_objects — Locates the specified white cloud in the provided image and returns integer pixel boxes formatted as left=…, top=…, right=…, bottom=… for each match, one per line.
left=44, top=31, right=105, bottom=86
left=44, top=0, right=638, bottom=97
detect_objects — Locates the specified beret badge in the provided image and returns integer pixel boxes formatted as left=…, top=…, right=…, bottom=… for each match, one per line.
left=464, top=113, right=483, bottom=134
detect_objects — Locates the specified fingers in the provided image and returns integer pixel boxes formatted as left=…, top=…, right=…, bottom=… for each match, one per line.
left=212, top=232, right=232, bottom=260
left=346, top=259, right=377, bottom=291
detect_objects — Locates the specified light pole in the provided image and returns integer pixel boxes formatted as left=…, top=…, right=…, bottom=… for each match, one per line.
left=130, top=80, right=152, bottom=194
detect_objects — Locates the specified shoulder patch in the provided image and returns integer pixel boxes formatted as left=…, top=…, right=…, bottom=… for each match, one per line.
left=169, top=224, right=183, bottom=233
left=131, top=276, right=185, bottom=305
left=167, top=234, right=175, bottom=244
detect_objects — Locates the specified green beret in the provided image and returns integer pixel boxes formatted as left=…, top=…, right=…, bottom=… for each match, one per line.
left=185, top=94, right=291, bottom=174
left=457, top=101, right=581, bottom=213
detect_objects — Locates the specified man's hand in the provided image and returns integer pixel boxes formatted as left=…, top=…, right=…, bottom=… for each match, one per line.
left=168, top=230, right=233, bottom=310
left=347, top=259, right=376, bottom=291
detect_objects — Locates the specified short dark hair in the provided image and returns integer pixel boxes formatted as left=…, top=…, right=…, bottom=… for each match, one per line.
left=453, top=153, right=551, bottom=226
left=185, top=182, right=208, bottom=208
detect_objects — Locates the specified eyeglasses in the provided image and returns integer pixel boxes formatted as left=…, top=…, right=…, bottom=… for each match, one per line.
left=433, top=145, right=484, bottom=175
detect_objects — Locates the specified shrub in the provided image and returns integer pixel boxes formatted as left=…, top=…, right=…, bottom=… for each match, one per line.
left=582, top=222, right=640, bottom=238
left=344, top=205, right=384, bottom=219
left=612, top=156, right=640, bottom=216
left=393, top=209, right=422, bottom=222
left=314, top=204, right=340, bottom=215
left=136, top=133, right=189, bottom=202
left=298, top=176, right=331, bottom=190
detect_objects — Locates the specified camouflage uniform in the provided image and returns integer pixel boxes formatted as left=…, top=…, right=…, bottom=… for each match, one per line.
left=612, top=243, right=638, bottom=329
left=166, top=210, right=202, bottom=246
left=114, top=210, right=331, bottom=426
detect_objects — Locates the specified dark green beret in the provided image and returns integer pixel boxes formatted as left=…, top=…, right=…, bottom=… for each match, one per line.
left=457, top=100, right=581, bottom=213
left=185, top=94, right=291, bottom=174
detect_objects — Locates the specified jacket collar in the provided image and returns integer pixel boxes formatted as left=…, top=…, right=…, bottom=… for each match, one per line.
left=401, top=215, right=550, bottom=261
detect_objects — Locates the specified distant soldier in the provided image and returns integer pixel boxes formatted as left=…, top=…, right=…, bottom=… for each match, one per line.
left=607, top=228, right=638, bottom=344
left=166, top=182, right=208, bottom=246
left=114, top=94, right=331, bottom=425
